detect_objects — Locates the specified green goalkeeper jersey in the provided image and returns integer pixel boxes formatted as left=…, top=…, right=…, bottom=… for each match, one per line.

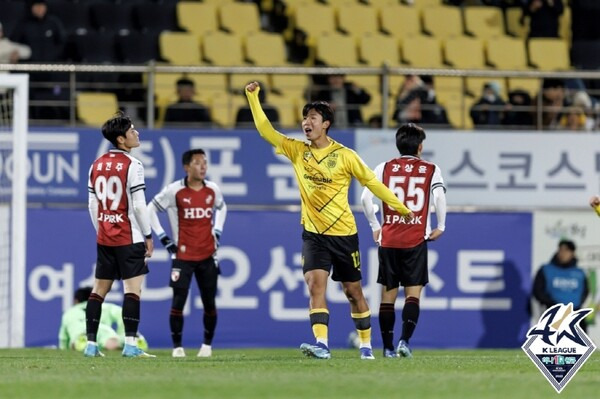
left=58, top=301, right=125, bottom=349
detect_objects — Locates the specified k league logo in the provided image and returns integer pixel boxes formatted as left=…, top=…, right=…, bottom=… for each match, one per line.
left=522, top=303, right=596, bottom=393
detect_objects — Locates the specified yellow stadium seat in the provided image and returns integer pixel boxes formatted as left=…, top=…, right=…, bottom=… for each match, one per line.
left=177, top=2, right=218, bottom=39
left=380, top=4, right=421, bottom=38
left=507, top=77, right=540, bottom=97
left=436, top=92, right=474, bottom=130
left=77, top=92, right=119, bottom=127
left=434, top=76, right=464, bottom=101
left=219, top=2, right=261, bottom=36
left=422, top=6, right=463, bottom=38
left=366, top=0, right=396, bottom=7
left=294, top=3, right=336, bottom=40
left=245, top=32, right=287, bottom=66
left=346, top=74, right=380, bottom=97
left=269, top=93, right=300, bottom=128
left=209, top=92, right=247, bottom=128
left=560, top=6, right=571, bottom=42
left=359, top=33, right=400, bottom=67
left=159, top=32, right=201, bottom=65
left=401, top=35, right=443, bottom=68
left=463, top=6, right=505, bottom=39
left=337, top=4, right=378, bottom=38
left=270, top=74, right=310, bottom=98
left=444, top=36, right=485, bottom=69
left=315, top=33, right=359, bottom=66
left=528, top=38, right=570, bottom=70
left=202, top=31, right=244, bottom=66
left=412, top=0, right=443, bottom=9
left=486, top=36, right=528, bottom=70
left=506, top=7, right=528, bottom=38
left=187, top=74, right=229, bottom=103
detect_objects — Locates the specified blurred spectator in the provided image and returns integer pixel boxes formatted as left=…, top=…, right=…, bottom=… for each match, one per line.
left=535, top=78, right=566, bottom=129
left=312, top=73, right=371, bottom=128
left=558, top=91, right=595, bottom=131
left=268, top=0, right=289, bottom=33
left=470, top=81, right=509, bottom=128
left=504, top=89, right=534, bottom=128
left=367, top=114, right=383, bottom=129
left=393, top=75, right=449, bottom=127
left=288, top=29, right=309, bottom=65
left=236, top=82, right=279, bottom=128
left=524, top=0, right=564, bottom=38
left=12, top=0, right=66, bottom=62
left=571, top=0, right=600, bottom=41
left=0, top=22, right=31, bottom=64
left=164, top=78, right=212, bottom=127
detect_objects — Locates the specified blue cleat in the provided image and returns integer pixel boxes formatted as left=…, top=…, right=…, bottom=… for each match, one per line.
left=83, top=343, right=104, bottom=358
left=360, top=347, right=375, bottom=360
left=396, top=340, right=412, bottom=358
left=122, top=343, right=156, bottom=358
left=300, top=342, right=331, bottom=359
left=383, top=348, right=399, bottom=358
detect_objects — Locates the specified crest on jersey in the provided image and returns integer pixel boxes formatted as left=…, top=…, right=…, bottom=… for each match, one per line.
left=326, top=157, right=337, bottom=169
left=171, top=268, right=181, bottom=282
left=206, top=194, right=213, bottom=204
left=522, top=303, right=595, bottom=393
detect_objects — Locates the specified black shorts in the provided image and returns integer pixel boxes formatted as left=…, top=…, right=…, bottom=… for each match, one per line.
left=302, top=229, right=362, bottom=282
left=96, top=243, right=149, bottom=280
left=170, top=257, right=219, bottom=291
left=377, top=241, right=428, bottom=289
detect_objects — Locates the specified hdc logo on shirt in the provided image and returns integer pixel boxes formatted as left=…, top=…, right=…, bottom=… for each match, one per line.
left=183, top=207, right=213, bottom=219
left=522, top=303, right=596, bottom=393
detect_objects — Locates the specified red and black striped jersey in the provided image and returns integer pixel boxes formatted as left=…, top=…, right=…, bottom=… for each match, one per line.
left=88, top=149, right=147, bottom=246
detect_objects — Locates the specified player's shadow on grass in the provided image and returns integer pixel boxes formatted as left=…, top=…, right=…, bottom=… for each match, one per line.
left=477, top=260, right=530, bottom=348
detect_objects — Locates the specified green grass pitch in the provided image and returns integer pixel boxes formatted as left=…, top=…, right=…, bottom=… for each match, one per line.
left=0, top=348, right=598, bottom=399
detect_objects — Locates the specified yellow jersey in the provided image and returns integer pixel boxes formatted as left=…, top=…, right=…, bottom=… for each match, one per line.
left=246, top=87, right=410, bottom=236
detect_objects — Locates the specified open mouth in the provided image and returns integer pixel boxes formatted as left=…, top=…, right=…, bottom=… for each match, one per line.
left=304, top=127, right=312, bottom=134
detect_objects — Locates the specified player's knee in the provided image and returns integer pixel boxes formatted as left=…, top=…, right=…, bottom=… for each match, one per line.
left=343, top=285, right=363, bottom=303
left=171, top=288, right=188, bottom=310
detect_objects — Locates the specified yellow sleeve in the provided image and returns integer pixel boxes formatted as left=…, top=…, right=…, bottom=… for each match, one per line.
left=365, top=178, right=411, bottom=216
left=347, top=150, right=411, bottom=216
left=245, top=86, right=285, bottom=148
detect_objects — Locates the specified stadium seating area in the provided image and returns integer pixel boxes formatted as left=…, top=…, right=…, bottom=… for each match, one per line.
left=0, top=0, right=584, bottom=129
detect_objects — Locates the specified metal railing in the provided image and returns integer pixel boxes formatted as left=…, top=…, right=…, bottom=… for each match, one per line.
left=2, top=62, right=600, bottom=130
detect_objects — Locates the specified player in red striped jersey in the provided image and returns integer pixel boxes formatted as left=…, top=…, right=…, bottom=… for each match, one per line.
left=148, top=149, right=227, bottom=358
left=361, top=123, right=447, bottom=358
left=85, top=112, right=155, bottom=358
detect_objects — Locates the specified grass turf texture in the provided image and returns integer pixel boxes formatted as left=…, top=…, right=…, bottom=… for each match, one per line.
left=0, top=349, right=598, bottom=399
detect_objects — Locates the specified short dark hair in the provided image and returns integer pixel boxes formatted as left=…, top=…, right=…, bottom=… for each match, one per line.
left=558, top=239, right=576, bottom=252
left=302, top=101, right=334, bottom=133
left=182, top=148, right=206, bottom=165
left=74, top=287, right=92, bottom=303
left=396, top=123, right=426, bottom=156
left=101, top=111, right=133, bottom=148
left=176, top=77, right=194, bottom=88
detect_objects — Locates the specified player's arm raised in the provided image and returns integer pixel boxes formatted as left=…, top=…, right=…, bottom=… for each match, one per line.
left=244, top=81, right=285, bottom=148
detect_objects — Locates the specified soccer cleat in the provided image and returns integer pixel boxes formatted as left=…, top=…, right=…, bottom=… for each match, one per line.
left=360, top=347, right=375, bottom=360
left=172, top=347, right=186, bottom=358
left=300, top=342, right=331, bottom=359
left=396, top=340, right=413, bottom=358
left=122, top=343, right=156, bottom=358
left=197, top=344, right=212, bottom=358
left=383, top=348, right=399, bottom=358
left=83, top=343, right=105, bottom=358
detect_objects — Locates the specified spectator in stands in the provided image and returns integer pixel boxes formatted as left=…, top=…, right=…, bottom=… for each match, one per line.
left=236, top=82, right=279, bottom=128
left=535, top=78, right=566, bottom=129
left=368, top=114, right=383, bottom=129
left=531, top=239, right=589, bottom=332
left=268, top=0, right=289, bottom=33
left=571, top=0, right=600, bottom=41
left=288, top=29, right=309, bottom=65
left=470, top=81, right=509, bottom=128
left=504, top=89, right=534, bottom=129
left=0, top=22, right=31, bottom=64
left=164, top=78, right=212, bottom=127
left=558, top=91, right=595, bottom=131
left=313, top=73, right=371, bottom=128
left=12, top=0, right=66, bottom=62
left=393, top=75, right=448, bottom=127
left=524, top=0, right=564, bottom=38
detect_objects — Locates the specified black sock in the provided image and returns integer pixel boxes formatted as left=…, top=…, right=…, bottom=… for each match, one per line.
left=86, top=293, right=104, bottom=342
left=170, top=308, right=184, bottom=348
left=379, top=302, right=395, bottom=351
left=401, top=297, right=420, bottom=344
left=122, top=293, right=140, bottom=341
left=203, top=309, right=217, bottom=345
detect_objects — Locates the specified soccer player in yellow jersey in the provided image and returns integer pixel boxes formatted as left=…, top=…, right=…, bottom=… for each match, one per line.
left=245, top=81, right=413, bottom=360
